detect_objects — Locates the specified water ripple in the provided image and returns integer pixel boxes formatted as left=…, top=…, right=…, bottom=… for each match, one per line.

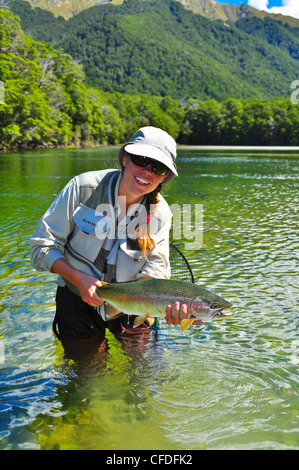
left=1, top=149, right=298, bottom=449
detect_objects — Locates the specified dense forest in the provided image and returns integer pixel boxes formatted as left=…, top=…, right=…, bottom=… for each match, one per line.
left=0, top=4, right=299, bottom=150
left=5, top=0, right=299, bottom=101
left=0, top=9, right=183, bottom=149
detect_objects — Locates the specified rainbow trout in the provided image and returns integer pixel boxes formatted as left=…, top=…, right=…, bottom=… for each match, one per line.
left=97, top=279, right=233, bottom=331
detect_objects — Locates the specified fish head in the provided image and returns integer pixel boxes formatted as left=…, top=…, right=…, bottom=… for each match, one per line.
left=190, top=295, right=233, bottom=321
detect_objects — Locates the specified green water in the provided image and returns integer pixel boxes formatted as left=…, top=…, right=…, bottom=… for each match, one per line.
left=0, top=147, right=298, bottom=450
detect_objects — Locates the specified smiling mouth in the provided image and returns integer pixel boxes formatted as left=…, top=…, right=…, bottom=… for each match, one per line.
left=135, top=176, right=150, bottom=185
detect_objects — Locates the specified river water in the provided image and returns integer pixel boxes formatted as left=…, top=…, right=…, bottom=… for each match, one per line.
left=0, top=147, right=298, bottom=450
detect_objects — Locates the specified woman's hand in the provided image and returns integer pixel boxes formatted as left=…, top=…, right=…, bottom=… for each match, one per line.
left=165, top=302, right=204, bottom=327
left=74, top=273, right=105, bottom=308
left=51, top=258, right=104, bottom=307
left=165, top=301, right=188, bottom=326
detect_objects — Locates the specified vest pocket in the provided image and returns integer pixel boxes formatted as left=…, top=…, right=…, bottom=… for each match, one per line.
left=70, top=204, right=110, bottom=262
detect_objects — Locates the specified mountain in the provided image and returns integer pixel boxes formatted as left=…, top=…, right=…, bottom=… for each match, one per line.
left=180, top=0, right=299, bottom=28
left=8, top=0, right=110, bottom=19
left=5, top=0, right=299, bottom=28
left=0, top=8, right=183, bottom=149
left=4, top=0, right=299, bottom=102
left=1, top=7, right=299, bottom=150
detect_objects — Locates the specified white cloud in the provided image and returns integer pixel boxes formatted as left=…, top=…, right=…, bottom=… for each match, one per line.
left=248, top=0, right=299, bottom=19
left=248, top=0, right=269, bottom=11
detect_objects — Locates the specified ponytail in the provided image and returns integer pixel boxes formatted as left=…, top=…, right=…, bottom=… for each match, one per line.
left=136, top=184, right=162, bottom=258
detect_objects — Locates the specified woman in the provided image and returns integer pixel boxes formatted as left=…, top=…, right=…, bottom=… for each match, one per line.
left=30, top=126, right=188, bottom=355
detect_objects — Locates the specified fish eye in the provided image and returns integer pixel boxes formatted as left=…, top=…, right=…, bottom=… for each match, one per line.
left=210, top=303, right=219, bottom=309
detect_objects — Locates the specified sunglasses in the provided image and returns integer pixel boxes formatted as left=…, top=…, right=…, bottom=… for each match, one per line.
left=129, top=154, right=170, bottom=176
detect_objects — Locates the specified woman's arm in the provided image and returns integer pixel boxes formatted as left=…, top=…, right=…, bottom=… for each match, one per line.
left=51, top=258, right=104, bottom=308
left=30, top=177, right=105, bottom=308
left=30, top=178, right=78, bottom=272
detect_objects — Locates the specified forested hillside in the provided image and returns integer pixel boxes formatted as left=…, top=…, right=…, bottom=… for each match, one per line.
left=6, top=0, right=299, bottom=29
left=235, top=16, right=299, bottom=61
left=1, top=3, right=299, bottom=150
left=5, top=0, right=299, bottom=101
left=0, top=9, right=181, bottom=149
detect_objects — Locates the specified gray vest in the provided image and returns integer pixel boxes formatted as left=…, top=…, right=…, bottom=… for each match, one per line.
left=63, top=169, right=171, bottom=294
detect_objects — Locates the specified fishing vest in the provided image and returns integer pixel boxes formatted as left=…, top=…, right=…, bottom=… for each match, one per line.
left=63, top=169, right=172, bottom=295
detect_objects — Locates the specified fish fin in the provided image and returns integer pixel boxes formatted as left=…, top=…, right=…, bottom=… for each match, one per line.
left=134, top=315, right=148, bottom=327
left=180, top=318, right=195, bottom=332
left=146, top=316, right=156, bottom=326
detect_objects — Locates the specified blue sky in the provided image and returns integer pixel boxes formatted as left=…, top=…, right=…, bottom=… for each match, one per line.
left=216, top=1, right=299, bottom=19
left=217, top=1, right=284, bottom=5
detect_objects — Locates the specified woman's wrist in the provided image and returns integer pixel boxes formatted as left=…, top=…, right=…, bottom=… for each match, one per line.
left=52, top=258, right=86, bottom=288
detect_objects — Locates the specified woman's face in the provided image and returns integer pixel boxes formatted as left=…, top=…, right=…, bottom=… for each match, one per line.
left=119, top=152, right=169, bottom=203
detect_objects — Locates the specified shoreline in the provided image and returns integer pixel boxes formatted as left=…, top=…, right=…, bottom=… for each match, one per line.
left=178, top=145, right=299, bottom=153
left=1, top=144, right=299, bottom=156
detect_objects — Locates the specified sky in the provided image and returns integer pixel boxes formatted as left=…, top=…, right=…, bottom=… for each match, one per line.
left=216, top=1, right=299, bottom=20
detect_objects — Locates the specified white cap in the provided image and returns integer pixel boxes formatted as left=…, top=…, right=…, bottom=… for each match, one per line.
left=118, top=126, right=178, bottom=183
